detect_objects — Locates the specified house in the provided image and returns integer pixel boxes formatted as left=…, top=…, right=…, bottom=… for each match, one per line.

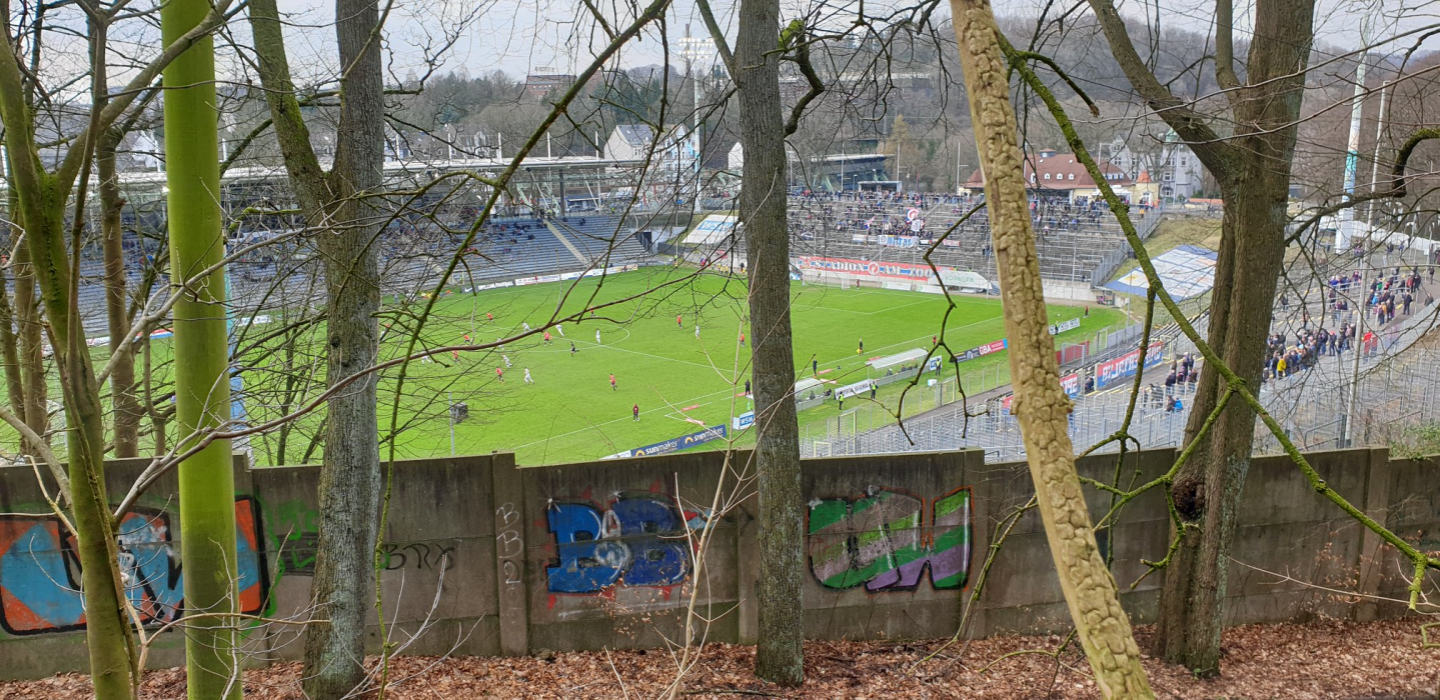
left=524, top=72, right=576, bottom=99
left=1130, top=171, right=1161, bottom=206
left=605, top=125, right=695, bottom=173
left=1101, top=131, right=1207, bottom=200
left=962, top=149, right=1132, bottom=203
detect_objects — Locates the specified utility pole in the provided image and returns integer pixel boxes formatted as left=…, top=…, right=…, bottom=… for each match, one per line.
left=1340, top=305, right=1366, bottom=447
left=894, top=138, right=902, bottom=190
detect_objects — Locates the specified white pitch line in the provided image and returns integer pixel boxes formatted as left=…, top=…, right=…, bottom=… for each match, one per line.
left=802, top=297, right=934, bottom=316
left=509, top=308, right=1110, bottom=453
left=511, top=383, right=746, bottom=450
left=581, top=338, right=729, bottom=371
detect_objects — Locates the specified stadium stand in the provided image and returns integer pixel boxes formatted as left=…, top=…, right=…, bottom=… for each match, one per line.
left=47, top=213, right=656, bottom=335
left=53, top=190, right=1150, bottom=337
left=783, top=190, right=1152, bottom=284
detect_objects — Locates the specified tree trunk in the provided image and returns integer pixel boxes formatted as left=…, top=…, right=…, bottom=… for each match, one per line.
left=300, top=0, right=385, bottom=693
left=57, top=269, right=137, bottom=700
left=12, top=240, right=48, bottom=453
left=0, top=190, right=27, bottom=426
left=947, top=2, right=1154, bottom=696
left=97, top=134, right=142, bottom=458
left=736, top=0, right=804, bottom=686
left=160, top=0, right=240, bottom=693
left=1151, top=0, right=1313, bottom=673
left=21, top=202, right=137, bottom=699
left=1155, top=163, right=1299, bottom=675
left=142, top=333, right=167, bottom=453
left=247, top=0, right=385, bottom=692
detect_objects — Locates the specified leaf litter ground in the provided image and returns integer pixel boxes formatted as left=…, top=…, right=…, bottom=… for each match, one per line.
left=3, top=619, right=1436, bottom=698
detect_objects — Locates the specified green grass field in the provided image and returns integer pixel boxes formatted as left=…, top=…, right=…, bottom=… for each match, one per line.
left=250, top=268, right=1123, bottom=465
left=50, top=268, right=1124, bottom=467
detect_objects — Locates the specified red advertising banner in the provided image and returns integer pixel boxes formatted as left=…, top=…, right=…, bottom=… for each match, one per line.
left=795, top=256, right=938, bottom=282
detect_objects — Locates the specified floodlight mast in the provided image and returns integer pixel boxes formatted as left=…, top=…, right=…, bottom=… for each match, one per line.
left=679, top=29, right=716, bottom=192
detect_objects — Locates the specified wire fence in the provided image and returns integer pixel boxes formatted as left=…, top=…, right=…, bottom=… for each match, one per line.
left=796, top=318, right=1157, bottom=458
left=806, top=243, right=1440, bottom=461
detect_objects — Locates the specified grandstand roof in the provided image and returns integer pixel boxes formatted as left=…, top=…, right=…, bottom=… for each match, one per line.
left=0, top=153, right=648, bottom=199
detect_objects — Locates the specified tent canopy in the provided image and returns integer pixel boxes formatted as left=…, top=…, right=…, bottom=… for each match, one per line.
left=867, top=348, right=928, bottom=371
left=794, top=377, right=826, bottom=395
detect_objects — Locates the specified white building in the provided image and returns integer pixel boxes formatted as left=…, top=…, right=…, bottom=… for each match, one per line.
left=1102, top=131, right=1207, bottom=201
left=604, top=124, right=696, bottom=175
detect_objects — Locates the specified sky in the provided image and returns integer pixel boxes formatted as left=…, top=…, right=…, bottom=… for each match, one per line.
left=262, top=0, right=1440, bottom=83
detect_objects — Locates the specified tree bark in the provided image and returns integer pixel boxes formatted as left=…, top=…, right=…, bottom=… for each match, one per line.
left=736, top=0, right=804, bottom=686
left=1085, top=0, right=1314, bottom=673
left=11, top=240, right=48, bottom=453
left=1156, top=138, right=1305, bottom=676
left=0, top=188, right=28, bottom=428
left=142, top=333, right=167, bottom=453
left=303, top=0, right=386, bottom=694
left=161, top=0, right=241, bottom=692
left=948, top=1, right=1154, bottom=696
left=248, top=0, right=385, bottom=693
left=97, top=133, right=142, bottom=458
left=0, top=33, right=137, bottom=697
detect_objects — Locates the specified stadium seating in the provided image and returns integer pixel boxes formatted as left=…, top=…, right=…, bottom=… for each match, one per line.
left=781, top=191, right=1141, bottom=284
left=50, top=214, right=658, bottom=336
left=546, top=216, right=651, bottom=267
left=54, top=190, right=1143, bottom=337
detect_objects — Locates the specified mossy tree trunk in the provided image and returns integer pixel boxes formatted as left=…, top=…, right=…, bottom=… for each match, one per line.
left=160, top=0, right=240, bottom=693
left=947, top=1, right=1154, bottom=696
left=11, top=239, right=48, bottom=454
left=0, top=187, right=31, bottom=433
left=1, top=7, right=229, bottom=693
left=0, top=32, right=138, bottom=700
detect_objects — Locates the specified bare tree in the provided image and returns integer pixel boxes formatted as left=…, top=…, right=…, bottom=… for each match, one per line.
left=1081, top=0, right=1322, bottom=673
left=245, top=0, right=388, bottom=692
left=96, top=101, right=158, bottom=459
left=0, top=0, right=239, bottom=693
left=946, top=1, right=1154, bottom=695
left=726, top=0, right=807, bottom=685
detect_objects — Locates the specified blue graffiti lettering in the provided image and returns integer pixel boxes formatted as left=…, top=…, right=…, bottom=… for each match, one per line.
left=545, top=496, right=694, bottom=594
left=545, top=503, right=627, bottom=593
left=610, top=498, right=688, bottom=587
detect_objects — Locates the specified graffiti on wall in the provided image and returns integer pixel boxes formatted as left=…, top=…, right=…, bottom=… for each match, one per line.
left=262, top=499, right=319, bottom=576
left=807, top=487, right=970, bottom=592
left=381, top=542, right=457, bottom=571
left=0, top=497, right=269, bottom=635
left=545, top=493, right=709, bottom=594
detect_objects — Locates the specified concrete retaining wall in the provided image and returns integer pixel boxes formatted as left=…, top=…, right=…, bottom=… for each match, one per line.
left=1041, top=278, right=1097, bottom=302
left=1, top=447, right=1434, bottom=680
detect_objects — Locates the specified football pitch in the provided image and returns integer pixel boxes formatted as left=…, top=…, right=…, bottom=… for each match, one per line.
left=238, top=267, right=1124, bottom=466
